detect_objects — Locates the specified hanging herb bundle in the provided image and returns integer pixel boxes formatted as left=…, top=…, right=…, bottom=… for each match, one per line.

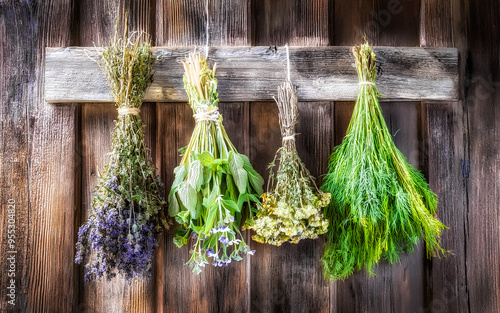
left=321, top=42, right=447, bottom=280
left=249, top=80, right=330, bottom=246
left=169, top=52, right=264, bottom=274
left=75, top=20, right=169, bottom=283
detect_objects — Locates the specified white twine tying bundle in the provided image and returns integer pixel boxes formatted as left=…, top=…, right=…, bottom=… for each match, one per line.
left=194, top=106, right=220, bottom=123
left=118, top=107, right=141, bottom=116
left=359, top=81, right=376, bottom=86
left=282, top=134, right=296, bottom=142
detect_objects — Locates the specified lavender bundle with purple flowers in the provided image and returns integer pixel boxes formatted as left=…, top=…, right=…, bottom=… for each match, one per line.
left=75, top=20, right=169, bottom=283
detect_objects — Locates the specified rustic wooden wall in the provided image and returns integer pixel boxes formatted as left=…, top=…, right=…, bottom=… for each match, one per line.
left=1, top=0, right=499, bottom=312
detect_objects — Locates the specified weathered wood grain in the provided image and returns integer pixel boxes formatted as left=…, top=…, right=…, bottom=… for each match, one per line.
left=6, top=1, right=80, bottom=312
left=252, top=0, right=329, bottom=46
left=156, top=0, right=250, bottom=47
left=335, top=0, right=420, bottom=46
left=0, top=3, right=35, bottom=311
left=44, top=46, right=459, bottom=103
left=421, top=1, right=470, bottom=312
left=156, top=1, right=251, bottom=312
left=333, top=1, right=426, bottom=312
left=77, top=1, right=156, bottom=312
left=464, top=0, right=500, bottom=312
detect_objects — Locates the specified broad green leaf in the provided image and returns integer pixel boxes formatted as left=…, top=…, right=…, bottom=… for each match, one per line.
left=237, top=193, right=261, bottom=211
left=197, top=151, right=215, bottom=166
left=221, top=198, right=240, bottom=213
left=173, top=228, right=189, bottom=247
left=172, top=165, right=188, bottom=188
left=203, top=166, right=212, bottom=184
left=226, top=174, right=238, bottom=202
left=203, top=185, right=219, bottom=208
left=205, top=203, right=219, bottom=232
left=237, top=193, right=248, bottom=210
left=168, top=190, right=180, bottom=216
left=240, top=154, right=264, bottom=195
left=178, top=182, right=198, bottom=218
left=189, top=222, right=202, bottom=235
left=228, top=151, right=248, bottom=194
left=247, top=194, right=261, bottom=204
left=194, top=192, right=202, bottom=219
left=173, top=235, right=188, bottom=248
left=188, top=160, right=204, bottom=191
left=176, top=210, right=191, bottom=224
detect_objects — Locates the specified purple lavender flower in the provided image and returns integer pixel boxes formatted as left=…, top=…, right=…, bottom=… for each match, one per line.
left=219, top=236, right=229, bottom=245
left=75, top=202, right=160, bottom=283
left=207, top=248, right=218, bottom=258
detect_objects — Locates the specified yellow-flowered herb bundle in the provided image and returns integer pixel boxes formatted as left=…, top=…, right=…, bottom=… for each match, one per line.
left=249, top=80, right=330, bottom=246
left=75, top=20, right=169, bottom=283
left=321, top=42, right=447, bottom=281
left=168, top=52, right=264, bottom=274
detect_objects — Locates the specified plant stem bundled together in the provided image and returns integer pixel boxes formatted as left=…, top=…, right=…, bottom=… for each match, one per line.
left=321, top=42, right=447, bottom=281
left=169, top=52, right=264, bottom=274
left=75, top=20, right=169, bottom=283
left=249, top=80, right=330, bottom=246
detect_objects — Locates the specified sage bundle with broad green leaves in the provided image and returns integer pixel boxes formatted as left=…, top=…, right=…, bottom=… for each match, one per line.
left=249, top=80, right=330, bottom=246
left=321, top=42, right=447, bottom=281
left=75, top=21, right=169, bottom=283
left=169, top=52, right=264, bottom=274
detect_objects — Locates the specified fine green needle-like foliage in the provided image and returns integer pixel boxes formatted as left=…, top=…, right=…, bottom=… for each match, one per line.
left=321, top=42, right=448, bottom=281
left=169, top=52, right=263, bottom=274
left=75, top=19, right=169, bottom=283
left=249, top=80, right=330, bottom=246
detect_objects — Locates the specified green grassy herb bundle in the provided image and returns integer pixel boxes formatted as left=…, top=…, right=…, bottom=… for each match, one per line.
left=169, top=52, right=264, bottom=274
left=249, top=80, right=330, bottom=246
left=75, top=21, right=169, bottom=283
left=321, top=42, right=447, bottom=280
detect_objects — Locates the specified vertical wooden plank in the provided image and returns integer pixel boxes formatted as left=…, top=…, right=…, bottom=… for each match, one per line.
left=335, top=0, right=419, bottom=46
left=157, top=0, right=250, bottom=47
left=0, top=3, right=35, bottom=312
left=250, top=2, right=332, bottom=312
left=156, top=1, right=251, bottom=312
left=0, top=4, right=31, bottom=312
left=464, top=0, right=500, bottom=312
left=77, top=1, right=156, bottom=312
left=421, top=1, right=470, bottom=312
left=333, top=1, right=425, bottom=312
left=0, top=1, right=80, bottom=312
left=252, top=0, right=329, bottom=46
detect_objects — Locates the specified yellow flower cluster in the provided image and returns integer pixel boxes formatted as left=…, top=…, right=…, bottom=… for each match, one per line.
left=251, top=191, right=330, bottom=246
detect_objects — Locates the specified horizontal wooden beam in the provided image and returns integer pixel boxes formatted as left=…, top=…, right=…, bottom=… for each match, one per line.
left=45, top=46, right=458, bottom=103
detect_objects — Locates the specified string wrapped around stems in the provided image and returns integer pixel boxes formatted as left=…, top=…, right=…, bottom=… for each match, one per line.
left=249, top=80, right=330, bottom=246
left=321, top=42, right=447, bottom=281
left=168, top=52, right=264, bottom=274
left=75, top=18, right=169, bottom=283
